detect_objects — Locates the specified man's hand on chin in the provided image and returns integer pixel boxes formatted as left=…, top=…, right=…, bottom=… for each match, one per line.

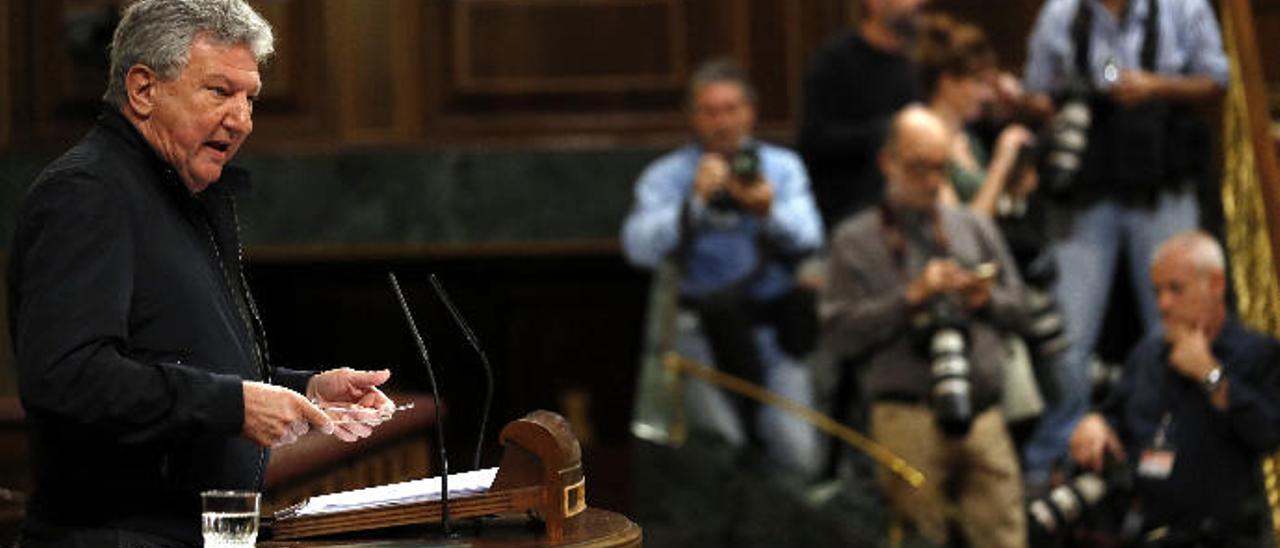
left=1165, top=321, right=1216, bottom=381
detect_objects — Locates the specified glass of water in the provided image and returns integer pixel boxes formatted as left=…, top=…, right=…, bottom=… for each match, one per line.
left=201, top=490, right=260, bottom=546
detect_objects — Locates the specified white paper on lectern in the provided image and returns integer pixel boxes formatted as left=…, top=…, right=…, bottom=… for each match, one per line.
left=290, top=467, right=499, bottom=517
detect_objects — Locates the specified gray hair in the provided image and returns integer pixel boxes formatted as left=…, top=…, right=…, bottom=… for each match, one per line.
left=103, top=0, right=274, bottom=107
left=1152, top=230, right=1226, bottom=274
left=685, top=58, right=758, bottom=108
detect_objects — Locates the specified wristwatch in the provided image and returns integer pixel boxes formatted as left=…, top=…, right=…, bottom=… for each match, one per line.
left=1202, top=366, right=1224, bottom=394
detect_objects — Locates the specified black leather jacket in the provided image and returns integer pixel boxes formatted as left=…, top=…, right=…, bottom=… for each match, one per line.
left=8, top=108, right=312, bottom=545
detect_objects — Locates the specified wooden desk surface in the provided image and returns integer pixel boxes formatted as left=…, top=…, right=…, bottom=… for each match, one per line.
left=259, top=508, right=641, bottom=548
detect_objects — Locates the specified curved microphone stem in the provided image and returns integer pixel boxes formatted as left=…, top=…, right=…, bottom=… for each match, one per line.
left=388, top=272, right=451, bottom=534
left=428, top=274, right=493, bottom=472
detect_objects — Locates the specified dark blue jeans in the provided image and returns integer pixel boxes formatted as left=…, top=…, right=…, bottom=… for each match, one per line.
left=1022, top=191, right=1198, bottom=485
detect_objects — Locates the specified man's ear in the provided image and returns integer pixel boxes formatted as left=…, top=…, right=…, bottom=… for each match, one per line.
left=125, top=65, right=159, bottom=118
left=1208, top=269, right=1227, bottom=298
left=878, top=147, right=894, bottom=181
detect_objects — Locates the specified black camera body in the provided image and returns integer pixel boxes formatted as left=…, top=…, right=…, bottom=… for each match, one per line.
left=914, top=294, right=974, bottom=437
left=728, top=144, right=760, bottom=182
left=1019, top=253, right=1068, bottom=404
left=1027, top=457, right=1135, bottom=545
left=708, top=144, right=761, bottom=212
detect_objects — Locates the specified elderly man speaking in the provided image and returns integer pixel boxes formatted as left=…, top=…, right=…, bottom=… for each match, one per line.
left=8, top=1, right=395, bottom=545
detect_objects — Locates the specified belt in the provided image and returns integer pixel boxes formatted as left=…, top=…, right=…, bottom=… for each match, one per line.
left=871, top=391, right=927, bottom=405
left=872, top=391, right=997, bottom=415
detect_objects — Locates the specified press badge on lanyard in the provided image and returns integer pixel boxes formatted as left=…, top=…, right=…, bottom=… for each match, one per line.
left=1138, top=412, right=1176, bottom=480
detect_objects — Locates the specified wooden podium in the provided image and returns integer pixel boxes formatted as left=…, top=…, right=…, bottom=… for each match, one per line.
left=265, top=410, right=639, bottom=547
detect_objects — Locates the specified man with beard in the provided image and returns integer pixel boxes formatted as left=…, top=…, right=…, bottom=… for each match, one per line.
left=798, top=0, right=928, bottom=231
left=821, top=106, right=1029, bottom=547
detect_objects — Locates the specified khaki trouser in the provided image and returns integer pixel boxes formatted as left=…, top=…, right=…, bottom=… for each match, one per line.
left=871, top=403, right=1026, bottom=548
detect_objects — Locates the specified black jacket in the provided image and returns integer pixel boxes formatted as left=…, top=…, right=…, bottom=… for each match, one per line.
left=798, top=32, right=920, bottom=231
left=7, top=108, right=312, bottom=545
left=1104, top=319, right=1280, bottom=540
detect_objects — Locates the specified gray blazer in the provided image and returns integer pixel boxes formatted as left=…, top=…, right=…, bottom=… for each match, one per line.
left=820, top=205, right=1030, bottom=409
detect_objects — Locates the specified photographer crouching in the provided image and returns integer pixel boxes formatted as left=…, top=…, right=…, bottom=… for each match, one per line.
left=622, top=59, right=824, bottom=479
left=821, top=106, right=1033, bottom=547
left=1062, top=232, right=1280, bottom=547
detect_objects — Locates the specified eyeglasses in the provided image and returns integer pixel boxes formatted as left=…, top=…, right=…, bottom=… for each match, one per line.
left=900, top=158, right=950, bottom=179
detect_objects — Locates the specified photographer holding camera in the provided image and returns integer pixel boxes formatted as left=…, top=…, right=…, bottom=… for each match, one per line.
left=821, top=106, right=1032, bottom=547
left=1019, top=0, right=1231, bottom=494
left=1065, top=232, right=1280, bottom=546
left=622, top=59, right=824, bottom=477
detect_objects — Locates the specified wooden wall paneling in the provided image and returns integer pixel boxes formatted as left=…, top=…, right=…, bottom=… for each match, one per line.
left=326, top=0, right=391, bottom=142
left=778, top=0, right=805, bottom=135
left=746, top=0, right=798, bottom=131
left=418, top=0, right=450, bottom=145
left=1250, top=0, right=1280, bottom=107
left=681, top=0, right=741, bottom=67
left=452, top=0, right=686, bottom=94
left=27, top=0, right=122, bottom=143
left=793, top=0, right=859, bottom=92
left=241, top=0, right=332, bottom=148
left=387, top=0, right=426, bottom=143
left=795, top=0, right=858, bottom=57
left=0, top=0, right=11, bottom=149
left=423, top=0, right=694, bottom=145
left=325, top=0, right=423, bottom=145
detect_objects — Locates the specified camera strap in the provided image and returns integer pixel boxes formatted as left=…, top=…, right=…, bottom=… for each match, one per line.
left=1071, top=0, right=1159, bottom=87
left=878, top=203, right=950, bottom=274
left=673, top=197, right=776, bottom=298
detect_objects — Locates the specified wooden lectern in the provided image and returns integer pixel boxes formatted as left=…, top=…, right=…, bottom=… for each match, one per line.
left=269, top=410, right=589, bottom=543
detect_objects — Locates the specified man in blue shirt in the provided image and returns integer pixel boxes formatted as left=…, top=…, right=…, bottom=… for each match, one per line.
left=1069, top=231, right=1280, bottom=544
left=1020, top=0, right=1230, bottom=492
left=622, top=59, right=823, bottom=476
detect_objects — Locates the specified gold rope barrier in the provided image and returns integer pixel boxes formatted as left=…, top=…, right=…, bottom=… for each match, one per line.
left=662, top=352, right=926, bottom=489
left=1219, top=2, right=1280, bottom=542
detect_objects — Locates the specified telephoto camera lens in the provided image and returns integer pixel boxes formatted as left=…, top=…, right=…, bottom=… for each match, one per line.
left=1027, top=457, right=1134, bottom=545
left=1028, top=472, right=1107, bottom=540
left=927, top=296, right=973, bottom=437
left=1043, top=98, right=1091, bottom=196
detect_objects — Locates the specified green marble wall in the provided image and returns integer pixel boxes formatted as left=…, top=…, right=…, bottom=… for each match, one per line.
left=0, top=146, right=666, bottom=396
left=1, top=146, right=666, bottom=249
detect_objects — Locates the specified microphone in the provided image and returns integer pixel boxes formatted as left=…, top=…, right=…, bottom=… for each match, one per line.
left=388, top=272, right=452, bottom=534
left=428, top=274, right=494, bottom=472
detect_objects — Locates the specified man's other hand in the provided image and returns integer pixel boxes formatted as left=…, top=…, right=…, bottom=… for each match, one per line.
left=1110, top=70, right=1160, bottom=107
left=694, top=155, right=729, bottom=200
left=906, top=259, right=965, bottom=306
left=728, top=177, right=774, bottom=217
left=306, top=368, right=395, bottom=442
left=1069, top=413, right=1125, bottom=472
left=958, top=272, right=994, bottom=310
left=242, top=381, right=333, bottom=448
